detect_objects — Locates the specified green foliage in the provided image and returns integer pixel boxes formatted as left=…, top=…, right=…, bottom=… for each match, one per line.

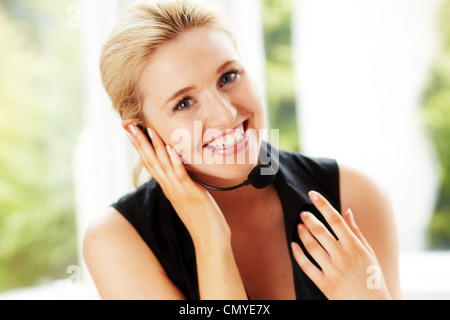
left=427, top=210, right=450, bottom=249
left=423, top=0, right=450, bottom=249
left=0, top=1, right=81, bottom=291
left=262, top=0, right=299, bottom=152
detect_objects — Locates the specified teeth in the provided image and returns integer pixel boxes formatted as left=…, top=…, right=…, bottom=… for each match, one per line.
left=207, top=123, right=245, bottom=149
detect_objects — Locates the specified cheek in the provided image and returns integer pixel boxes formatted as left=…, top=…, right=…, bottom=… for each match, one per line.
left=166, top=123, right=199, bottom=163
left=239, top=78, right=265, bottom=120
left=142, top=104, right=193, bottom=150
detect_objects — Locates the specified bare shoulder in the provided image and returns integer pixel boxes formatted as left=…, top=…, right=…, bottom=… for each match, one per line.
left=338, top=163, right=396, bottom=242
left=83, top=206, right=185, bottom=300
left=338, top=165, right=390, bottom=213
left=338, top=163, right=402, bottom=299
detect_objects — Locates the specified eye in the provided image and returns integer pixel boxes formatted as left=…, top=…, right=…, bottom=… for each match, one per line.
left=174, top=97, right=194, bottom=112
left=219, top=71, right=240, bottom=88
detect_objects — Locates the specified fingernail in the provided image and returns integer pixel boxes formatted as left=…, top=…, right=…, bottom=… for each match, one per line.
left=166, top=145, right=172, bottom=156
left=309, top=190, right=319, bottom=201
left=128, top=125, right=137, bottom=136
left=347, top=208, right=354, bottom=221
left=298, top=223, right=304, bottom=230
left=300, top=211, right=309, bottom=218
left=148, top=128, right=154, bottom=139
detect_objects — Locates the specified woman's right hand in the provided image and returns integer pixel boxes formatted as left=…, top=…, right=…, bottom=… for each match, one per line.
left=126, top=124, right=231, bottom=247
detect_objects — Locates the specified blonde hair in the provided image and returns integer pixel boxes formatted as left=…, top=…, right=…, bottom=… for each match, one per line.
left=100, top=0, right=236, bottom=187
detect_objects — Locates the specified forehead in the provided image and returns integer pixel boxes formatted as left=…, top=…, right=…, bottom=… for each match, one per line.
left=138, top=27, right=240, bottom=104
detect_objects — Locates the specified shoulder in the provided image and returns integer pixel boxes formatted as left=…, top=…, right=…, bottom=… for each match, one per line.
left=337, top=163, right=402, bottom=299
left=110, top=179, right=174, bottom=250
left=338, top=164, right=393, bottom=222
left=83, top=206, right=142, bottom=255
left=82, top=207, right=161, bottom=295
left=83, top=206, right=185, bottom=299
left=84, top=181, right=159, bottom=266
left=338, top=163, right=395, bottom=239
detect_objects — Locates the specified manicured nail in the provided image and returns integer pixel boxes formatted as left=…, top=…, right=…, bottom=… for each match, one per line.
left=291, top=242, right=299, bottom=252
left=147, top=128, right=154, bottom=139
left=309, top=190, right=319, bottom=201
left=166, top=145, right=172, bottom=156
left=347, top=208, right=354, bottom=221
left=128, top=125, right=137, bottom=136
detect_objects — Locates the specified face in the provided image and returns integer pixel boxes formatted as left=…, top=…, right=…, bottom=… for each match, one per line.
left=136, top=27, right=265, bottom=187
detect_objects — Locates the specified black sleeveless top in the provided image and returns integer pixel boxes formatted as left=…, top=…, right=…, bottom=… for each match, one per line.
left=111, top=142, right=341, bottom=300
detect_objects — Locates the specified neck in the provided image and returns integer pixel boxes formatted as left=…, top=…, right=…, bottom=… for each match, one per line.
left=208, top=183, right=275, bottom=219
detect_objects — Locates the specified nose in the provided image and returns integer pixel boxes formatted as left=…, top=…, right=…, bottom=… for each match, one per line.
left=203, top=90, right=237, bottom=129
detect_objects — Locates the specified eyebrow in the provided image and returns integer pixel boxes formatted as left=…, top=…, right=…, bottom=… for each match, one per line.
left=165, top=86, right=195, bottom=105
left=217, top=60, right=238, bottom=76
left=164, top=60, right=239, bottom=106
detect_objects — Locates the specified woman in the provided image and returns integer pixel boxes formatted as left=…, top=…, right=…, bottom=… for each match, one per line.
left=84, top=0, right=402, bottom=300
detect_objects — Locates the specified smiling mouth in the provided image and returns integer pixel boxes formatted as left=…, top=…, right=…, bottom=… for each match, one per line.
left=203, top=120, right=249, bottom=150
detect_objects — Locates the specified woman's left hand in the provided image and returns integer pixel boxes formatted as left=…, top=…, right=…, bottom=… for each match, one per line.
left=291, top=191, right=392, bottom=300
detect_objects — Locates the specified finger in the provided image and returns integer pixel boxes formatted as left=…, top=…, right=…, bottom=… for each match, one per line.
left=344, top=208, right=373, bottom=253
left=147, top=127, right=175, bottom=177
left=126, top=125, right=157, bottom=173
left=309, top=190, right=351, bottom=244
left=128, top=125, right=171, bottom=186
left=165, top=145, right=183, bottom=166
left=291, top=241, right=324, bottom=286
left=297, top=223, right=332, bottom=270
left=300, top=211, right=340, bottom=255
left=165, top=145, right=190, bottom=183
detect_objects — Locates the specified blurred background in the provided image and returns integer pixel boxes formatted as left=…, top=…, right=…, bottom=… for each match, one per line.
left=0, top=0, right=449, bottom=299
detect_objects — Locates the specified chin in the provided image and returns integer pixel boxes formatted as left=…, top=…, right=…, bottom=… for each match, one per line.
left=186, top=162, right=256, bottom=188
left=191, top=161, right=255, bottom=178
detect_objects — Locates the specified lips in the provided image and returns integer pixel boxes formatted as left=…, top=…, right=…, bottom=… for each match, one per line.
left=203, top=120, right=248, bottom=150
